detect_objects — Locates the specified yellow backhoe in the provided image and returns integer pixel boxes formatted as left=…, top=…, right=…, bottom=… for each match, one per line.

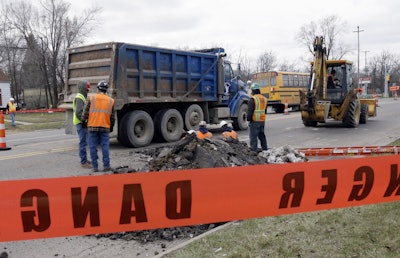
left=300, top=36, right=376, bottom=127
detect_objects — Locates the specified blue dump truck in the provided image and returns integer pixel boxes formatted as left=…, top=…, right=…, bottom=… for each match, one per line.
left=63, top=42, right=249, bottom=147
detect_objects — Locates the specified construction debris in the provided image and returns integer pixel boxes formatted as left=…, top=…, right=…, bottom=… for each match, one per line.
left=114, top=133, right=308, bottom=174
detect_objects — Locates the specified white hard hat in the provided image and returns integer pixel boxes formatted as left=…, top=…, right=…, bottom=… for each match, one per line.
left=187, top=130, right=196, bottom=134
left=220, top=120, right=228, bottom=127
left=199, top=121, right=207, bottom=126
left=9, top=97, right=14, bottom=102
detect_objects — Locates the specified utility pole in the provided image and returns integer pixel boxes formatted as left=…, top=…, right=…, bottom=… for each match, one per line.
left=361, top=50, right=369, bottom=94
left=384, top=64, right=389, bottom=98
left=353, top=26, right=364, bottom=87
left=362, top=50, right=369, bottom=73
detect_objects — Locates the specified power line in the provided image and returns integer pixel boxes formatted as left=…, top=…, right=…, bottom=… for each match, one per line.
left=0, top=45, right=28, bottom=50
left=353, top=26, right=364, bottom=87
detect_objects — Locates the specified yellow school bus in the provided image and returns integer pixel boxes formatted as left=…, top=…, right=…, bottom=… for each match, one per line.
left=252, top=71, right=310, bottom=113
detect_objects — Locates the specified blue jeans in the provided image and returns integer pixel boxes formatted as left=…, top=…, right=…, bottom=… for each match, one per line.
left=249, top=121, right=268, bottom=151
left=9, top=113, right=16, bottom=126
left=76, top=123, right=89, bottom=164
left=88, top=131, right=110, bottom=169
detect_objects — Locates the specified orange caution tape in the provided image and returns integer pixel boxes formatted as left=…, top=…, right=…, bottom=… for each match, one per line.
left=1, top=155, right=400, bottom=242
left=16, top=108, right=66, bottom=114
left=298, top=146, right=400, bottom=156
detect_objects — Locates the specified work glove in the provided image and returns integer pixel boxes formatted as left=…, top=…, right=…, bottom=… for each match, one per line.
left=81, top=121, right=87, bottom=128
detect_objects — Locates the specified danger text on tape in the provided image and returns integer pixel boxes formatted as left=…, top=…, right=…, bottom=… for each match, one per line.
left=1, top=155, right=400, bottom=242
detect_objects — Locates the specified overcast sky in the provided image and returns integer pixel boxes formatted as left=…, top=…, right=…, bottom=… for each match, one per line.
left=67, top=0, right=400, bottom=69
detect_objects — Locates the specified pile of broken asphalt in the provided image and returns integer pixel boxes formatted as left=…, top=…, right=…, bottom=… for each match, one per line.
left=113, top=133, right=308, bottom=173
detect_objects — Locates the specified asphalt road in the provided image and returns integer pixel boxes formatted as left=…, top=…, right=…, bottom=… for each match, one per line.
left=264, top=97, right=400, bottom=148
left=1, top=97, right=399, bottom=257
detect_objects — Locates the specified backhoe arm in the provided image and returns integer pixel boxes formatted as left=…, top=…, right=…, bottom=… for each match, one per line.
left=310, top=36, right=327, bottom=100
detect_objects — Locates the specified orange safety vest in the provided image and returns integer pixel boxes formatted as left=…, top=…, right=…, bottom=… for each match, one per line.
left=222, top=130, right=237, bottom=140
left=88, top=94, right=114, bottom=128
left=8, top=102, right=16, bottom=113
left=196, top=130, right=213, bottom=139
left=251, top=94, right=267, bottom=122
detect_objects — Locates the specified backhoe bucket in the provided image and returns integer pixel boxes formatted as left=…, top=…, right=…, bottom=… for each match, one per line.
left=301, top=101, right=330, bottom=123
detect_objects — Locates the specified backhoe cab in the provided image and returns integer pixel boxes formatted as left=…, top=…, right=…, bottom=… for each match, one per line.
left=300, top=36, right=376, bottom=127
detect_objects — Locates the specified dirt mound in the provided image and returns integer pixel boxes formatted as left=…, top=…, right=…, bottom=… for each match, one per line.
left=113, top=133, right=308, bottom=174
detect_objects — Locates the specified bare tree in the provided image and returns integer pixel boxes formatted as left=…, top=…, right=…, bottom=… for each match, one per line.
left=392, top=57, right=400, bottom=87
left=1, top=0, right=100, bottom=108
left=0, top=3, right=27, bottom=105
left=230, top=49, right=253, bottom=83
left=368, top=50, right=398, bottom=94
left=277, top=59, right=303, bottom=72
left=296, top=15, right=350, bottom=60
left=256, top=50, right=276, bottom=72
left=296, top=21, right=317, bottom=58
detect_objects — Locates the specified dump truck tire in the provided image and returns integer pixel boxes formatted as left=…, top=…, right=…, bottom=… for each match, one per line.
left=155, top=108, right=184, bottom=142
left=359, top=104, right=368, bottom=124
left=183, top=104, right=204, bottom=131
left=117, top=113, right=131, bottom=147
left=233, top=103, right=248, bottom=130
left=122, top=110, right=154, bottom=147
left=343, top=99, right=360, bottom=128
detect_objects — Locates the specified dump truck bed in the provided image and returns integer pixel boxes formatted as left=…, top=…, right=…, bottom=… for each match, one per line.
left=65, top=42, right=221, bottom=109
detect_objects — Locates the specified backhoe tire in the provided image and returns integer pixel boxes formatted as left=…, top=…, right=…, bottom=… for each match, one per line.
left=359, top=104, right=368, bottom=124
left=303, top=120, right=318, bottom=127
left=342, top=99, right=360, bottom=128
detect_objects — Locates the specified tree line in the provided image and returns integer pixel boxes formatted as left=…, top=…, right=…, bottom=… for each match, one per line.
left=0, top=0, right=99, bottom=108
left=0, top=2, right=398, bottom=109
left=236, top=15, right=400, bottom=95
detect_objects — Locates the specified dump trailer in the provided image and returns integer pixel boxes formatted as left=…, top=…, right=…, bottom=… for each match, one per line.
left=299, top=36, right=377, bottom=127
left=63, top=42, right=250, bottom=147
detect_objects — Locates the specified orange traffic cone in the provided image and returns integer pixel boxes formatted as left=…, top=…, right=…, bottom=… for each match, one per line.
left=0, top=110, right=11, bottom=151
left=284, top=99, right=289, bottom=115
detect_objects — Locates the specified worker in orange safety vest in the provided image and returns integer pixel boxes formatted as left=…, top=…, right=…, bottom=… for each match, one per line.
left=220, top=120, right=238, bottom=141
left=247, top=83, right=268, bottom=152
left=82, top=80, right=115, bottom=172
left=6, top=97, right=17, bottom=127
left=196, top=121, right=213, bottom=139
